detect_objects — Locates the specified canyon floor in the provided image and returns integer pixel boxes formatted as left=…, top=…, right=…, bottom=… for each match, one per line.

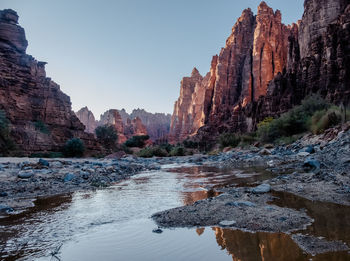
left=0, top=126, right=350, bottom=258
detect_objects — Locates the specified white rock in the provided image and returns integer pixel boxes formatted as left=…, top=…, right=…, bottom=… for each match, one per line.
left=219, top=220, right=236, bottom=226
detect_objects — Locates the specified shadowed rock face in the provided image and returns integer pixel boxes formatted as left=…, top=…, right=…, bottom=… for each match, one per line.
left=170, top=0, right=350, bottom=143
left=0, top=9, right=100, bottom=154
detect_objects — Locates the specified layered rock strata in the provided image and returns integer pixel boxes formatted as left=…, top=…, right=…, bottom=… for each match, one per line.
left=0, top=9, right=100, bottom=154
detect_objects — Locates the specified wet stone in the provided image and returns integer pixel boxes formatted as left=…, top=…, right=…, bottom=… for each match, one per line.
left=252, top=184, right=271, bottom=194
left=38, top=158, right=50, bottom=167
left=18, top=170, right=34, bottom=179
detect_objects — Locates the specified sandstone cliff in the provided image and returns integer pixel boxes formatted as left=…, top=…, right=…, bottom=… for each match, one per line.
left=120, top=109, right=171, bottom=141
left=0, top=9, right=100, bottom=154
left=76, top=108, right=152, bottom=144
left=75, top=107, right=98, bottom=134
left=170, top=0, right=350, bottom=143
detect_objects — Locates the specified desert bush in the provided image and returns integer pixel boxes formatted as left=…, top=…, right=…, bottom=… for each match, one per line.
left=63, top=138, right=85, bottom=157
left=183, top=139, right=199, bottom=149
left=95, top=125, right=118, bottom=149
left=169, top=146, right=185, bottom=156
left=34, top=120, right=50, bottom=134
left=137, top=146, right=168, bottom=158
left=218, top=133, right=241, bottom=148
left=311, top=107, right=342, bottom=134
left=124, top=135, right=150, bottom=148
left=257, top=95, right=331, bottom=142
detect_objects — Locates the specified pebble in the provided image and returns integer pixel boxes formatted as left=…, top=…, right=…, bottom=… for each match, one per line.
left=219, top=220, right=237, bottom=226
left=0, top=192, right=8, bottom=197
left=38, top=158, right=50, bottom=167
left=152, top=228, right=163, bottom=234
left=0, top=205, right=14, bottom=213
left=63, top=173, right=75, bottom=182
left=18, top=170, right=34, bottom=179
left=252, top=184, right=271, bottom=194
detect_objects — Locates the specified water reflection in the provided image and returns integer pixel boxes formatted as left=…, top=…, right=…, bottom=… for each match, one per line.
left=213, top=228, right=306, bottom=261
left=0, top=165, right=349, bottom=260
left=271, top=191, right=350, bottom=245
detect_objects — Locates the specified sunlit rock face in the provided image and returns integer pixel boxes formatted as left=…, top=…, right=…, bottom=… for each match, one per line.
left=124, top=117, right=148, bottom=138
left=75, top=107, right=98, bottom=134
left=170, top=0, right=350, bottom=143
left=0, top=9, right=100, bottom=153
left=170, top=2, right=291, bottom=142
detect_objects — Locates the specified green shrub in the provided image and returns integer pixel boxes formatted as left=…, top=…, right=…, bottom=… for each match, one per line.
left=34, top=121, right=50, bottom=134
left=169, top=146, right=185, bottom=156
left=218, top=133, right=241, bottom=148
left=0, top=110, right=15, bottom=153
left=63, top=138, right=85, bottom=157
left=124, top=135, right=150, bottom=148
left=137, top=146, right=168, bottom=158
left=183, top=139, right=199, bottom=149
left=95, top=125, right=118, bottom=150
left=257, top=95, right=331, bottom=143
left=158, top=143, right=174, bottom=153
left=311, top=107, right=342, bottom=134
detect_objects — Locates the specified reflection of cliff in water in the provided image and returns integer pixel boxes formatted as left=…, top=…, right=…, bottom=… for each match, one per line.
left=213, top=228, right=305, bottom=261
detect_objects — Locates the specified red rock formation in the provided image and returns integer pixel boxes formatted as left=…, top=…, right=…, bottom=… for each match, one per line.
left=99, top=109, right=127, bottom=143
left=75, top=107, right=98, bottom=134
left=120, top=109, right=171, bottom=141
left=170, top=2, right=291, bottom=142
left=0, top=9, right=100, bottom=154
left=124, top=117, right=148, bottom=138
left=171, top=0, right=350, bottom=144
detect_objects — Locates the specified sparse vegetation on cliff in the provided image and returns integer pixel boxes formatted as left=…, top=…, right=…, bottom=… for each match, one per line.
left=34, top=120, right=50, bottom=134
left=63, top=138, right=85, bottom=157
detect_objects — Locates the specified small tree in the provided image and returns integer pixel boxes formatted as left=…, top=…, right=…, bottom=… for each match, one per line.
left=124, top=135, right=150, bottom=148
left=63, top=138, right=85, bottom=157
left=95, top=125, right=118, bottom=150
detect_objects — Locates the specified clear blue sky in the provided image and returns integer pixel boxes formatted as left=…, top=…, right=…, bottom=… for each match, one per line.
left=0, top=0, right=304, bottom=118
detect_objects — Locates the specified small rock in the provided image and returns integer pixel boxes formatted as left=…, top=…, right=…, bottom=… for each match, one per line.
left=219, top=220, right=237, bottom=226
left=226, top=201, right=256, bottom=207
left=80, top=171, right=90, bottom=180
left=299, top=145, right=315, bottom=154
left=252, top=184, right=271, bottom=194
left=18, top=170, right=34, bottom=179
left=152, top=228, right=163, bottom=234
left=63, top=173, right=75, bottom=182
left=259, top=149, right=271, bottom=155
left=264, top=144, right=274, bottom=149
left=303, top=158, right=321, bottom=173
left=38, top=158, right=50, bottom=167
left=0, top=205, right=14, bottom=213
left=297, top=152, right=310, bottom=157
left=0, top=192, right=8, bottom=197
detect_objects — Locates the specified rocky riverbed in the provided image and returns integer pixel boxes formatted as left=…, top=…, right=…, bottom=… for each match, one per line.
left=1, top=125, right=349, bottom=257
left=153, top=124, right=350, bottom=256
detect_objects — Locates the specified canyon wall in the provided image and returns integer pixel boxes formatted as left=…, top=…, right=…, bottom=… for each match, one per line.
left=76, top=108, right=151, bottom=144
left=77, top=107, right=171, bottom=142
left=120, top=109, right=171, bottom=141
left=0, top=9, right=100, bottom=154
left=170, top=0, right=350, bottom=143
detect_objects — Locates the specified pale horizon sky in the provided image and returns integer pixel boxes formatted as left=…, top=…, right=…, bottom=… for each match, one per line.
left=0, top=0, right=304, bottom=118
